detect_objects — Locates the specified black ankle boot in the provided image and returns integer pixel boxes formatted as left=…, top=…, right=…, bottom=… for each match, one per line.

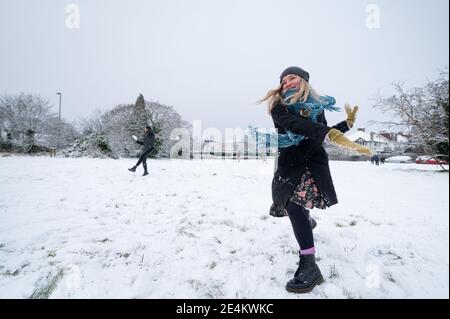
left=142, top=170, right=149, bottom=176
left=128, top=166, right=136, bottom=172
left=286, top=254, right=324, bottom=293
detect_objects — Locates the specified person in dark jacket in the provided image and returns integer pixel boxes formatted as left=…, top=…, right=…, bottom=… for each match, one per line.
left=128, top=125, right=155, bottom=176
left=374, top=154, right=380, bottom=166
left=260, top=66, right=371, bottom=294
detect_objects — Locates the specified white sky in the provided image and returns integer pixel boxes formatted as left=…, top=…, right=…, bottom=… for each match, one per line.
left=0, top=0, right=448, bottom=133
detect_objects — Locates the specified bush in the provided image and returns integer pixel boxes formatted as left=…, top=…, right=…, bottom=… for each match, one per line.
left=97, top=140, right=111, bottom=152
left=0, top=141, right=13, bottom=152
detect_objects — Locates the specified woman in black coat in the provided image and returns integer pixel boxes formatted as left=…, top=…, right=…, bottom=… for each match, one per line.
left=128, top=125, right=156, bottom=176
left=260, top=66, right=371, bottom=294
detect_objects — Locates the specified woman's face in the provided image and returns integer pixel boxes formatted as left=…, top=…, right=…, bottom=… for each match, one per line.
left=281, top=74, right=302, bottom=92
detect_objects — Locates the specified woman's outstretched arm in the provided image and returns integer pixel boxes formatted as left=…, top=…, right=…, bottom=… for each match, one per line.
left=271, top=104, right=331, bottom=141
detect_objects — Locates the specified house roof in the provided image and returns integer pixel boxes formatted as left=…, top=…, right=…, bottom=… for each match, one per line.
left=347, top=131, right=390, bottom=143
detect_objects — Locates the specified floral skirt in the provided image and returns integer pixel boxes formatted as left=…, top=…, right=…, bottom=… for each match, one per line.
left=270, top=168, right=327, bottom=217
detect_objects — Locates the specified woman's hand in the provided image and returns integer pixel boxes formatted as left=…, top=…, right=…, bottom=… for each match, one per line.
left=326, top=128, right=372, bottom=156
left=344, top=104, right=359, bottom=128
left=132, top=135, right=138, bottom=141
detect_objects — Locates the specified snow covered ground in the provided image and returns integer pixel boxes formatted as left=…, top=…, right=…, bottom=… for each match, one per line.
left=0, top=155, right=448, bottom=299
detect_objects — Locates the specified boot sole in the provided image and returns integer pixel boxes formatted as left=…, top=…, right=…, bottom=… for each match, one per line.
left=285, top=275, right=324, bottom=294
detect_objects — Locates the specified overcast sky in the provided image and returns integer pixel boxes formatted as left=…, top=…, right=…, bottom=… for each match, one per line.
left=0, top=0, right=448, bottom=133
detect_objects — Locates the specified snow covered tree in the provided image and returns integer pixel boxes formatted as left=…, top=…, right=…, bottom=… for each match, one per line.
left=144, top=100, right=191, bottom=157
left=135, top=93, right=145, bottom=110
left=128, top=95, right=150, bottom=139
left=44, top=117, right=81, bottom=149
left=96, top=94, right=190, bottom=158
left=0, top=93, right=80, bottom=152
left=79, top=109, right=105, bottom=134
left=0, top=93, right=52, bottom=148
left=101, top=104, right=134, bottom=157
left=427, top=69, right=449, bottom=159
left=372, top=69, right=449, bottom=165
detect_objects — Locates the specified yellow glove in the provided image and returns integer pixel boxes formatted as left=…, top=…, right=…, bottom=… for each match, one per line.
left=344, top=104, right=359, bottom=128
left=327, top=128, right=372, bottom=156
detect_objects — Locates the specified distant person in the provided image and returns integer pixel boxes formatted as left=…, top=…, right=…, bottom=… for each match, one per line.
left=380, top=157, right=385, bottom=164
left=128, top=125, right=155, bottom=176
left=374, top=154, right=380, bottom=166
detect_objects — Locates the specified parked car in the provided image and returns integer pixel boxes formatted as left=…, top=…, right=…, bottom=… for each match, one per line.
left=415, top=156, right=449, bottom=165
left=384, top=155, right=413, bottom=163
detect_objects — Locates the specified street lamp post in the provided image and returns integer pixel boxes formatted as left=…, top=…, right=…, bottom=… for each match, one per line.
left=56, top=92, right=62, bottom=149
left=255, top=130, right=259, bottom=159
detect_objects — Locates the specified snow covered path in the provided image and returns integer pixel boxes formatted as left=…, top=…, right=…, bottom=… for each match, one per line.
left=0, top=156, right=448, bottom=298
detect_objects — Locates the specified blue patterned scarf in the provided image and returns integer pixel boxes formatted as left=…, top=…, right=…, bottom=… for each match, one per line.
left=250, top=89, right=341, bottom=148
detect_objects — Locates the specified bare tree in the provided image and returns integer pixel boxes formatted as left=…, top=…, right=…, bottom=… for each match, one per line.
left=98, top=95, right=191, bottom=158
left=44, top=117, right=81, bottom=149
left=371, top=69, right=449, bottom=170
left=0, top=93, right=51, bottom=144
left=145, top=100, right=191, bottom=157
left=0, top=93, right=80, bottom=152
left=79, top=109, right=105, bottom=134
left=102, top=104, right=134, bottom=157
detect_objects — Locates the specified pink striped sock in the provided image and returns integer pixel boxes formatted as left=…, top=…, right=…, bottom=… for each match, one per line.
left=300, top=247, right=316, bottom=255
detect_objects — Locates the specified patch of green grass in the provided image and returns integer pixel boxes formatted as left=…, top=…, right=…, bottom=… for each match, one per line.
left=329, top=264, right=339, bottom=279
left=30, top=268, right=64, bottom=299
left=3, top=269, right=20, bottom=277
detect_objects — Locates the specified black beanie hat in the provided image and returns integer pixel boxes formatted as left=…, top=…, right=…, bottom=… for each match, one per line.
left=280, top=66, right=310, bottom=83
left=145, top=125, right=152, bottom=131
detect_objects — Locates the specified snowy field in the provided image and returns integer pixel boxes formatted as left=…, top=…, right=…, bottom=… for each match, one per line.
left=0, top=155, right=448, bottom=299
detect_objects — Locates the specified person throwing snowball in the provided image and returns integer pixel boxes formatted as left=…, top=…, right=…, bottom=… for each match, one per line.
left=128, top=125, right=155, bottom=176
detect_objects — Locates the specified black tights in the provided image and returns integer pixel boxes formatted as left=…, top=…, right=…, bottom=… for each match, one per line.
left=286, top=201, right=315, bottom=251
left=135, top=147, right=153, bottom=171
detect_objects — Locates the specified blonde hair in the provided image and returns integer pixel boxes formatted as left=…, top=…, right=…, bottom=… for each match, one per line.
left=258, top=77, right=321, bottom=115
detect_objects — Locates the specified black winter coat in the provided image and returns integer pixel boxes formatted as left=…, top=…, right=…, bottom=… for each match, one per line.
left=137, top=131, right=155, bottom=149
left=270, top=102, right=350, bottom=209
